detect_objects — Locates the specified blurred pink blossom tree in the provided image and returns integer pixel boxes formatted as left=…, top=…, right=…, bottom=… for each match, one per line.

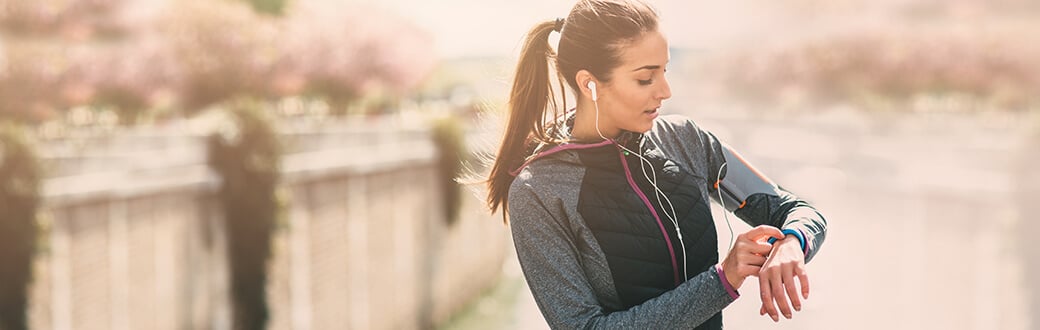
left=0, top=0, right=437, bottom=124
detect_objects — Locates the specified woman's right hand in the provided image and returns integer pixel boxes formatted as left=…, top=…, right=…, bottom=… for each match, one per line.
left=720, top=225, right=784, bottom=289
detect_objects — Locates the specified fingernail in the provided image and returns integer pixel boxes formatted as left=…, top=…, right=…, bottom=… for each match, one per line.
left=795, top=305, right=801, bottom=312
left=784, top=313, right=791, bottom=319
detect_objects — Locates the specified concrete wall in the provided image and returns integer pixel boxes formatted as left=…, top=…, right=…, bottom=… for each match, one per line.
left=27, top=121, right=509, bottom=329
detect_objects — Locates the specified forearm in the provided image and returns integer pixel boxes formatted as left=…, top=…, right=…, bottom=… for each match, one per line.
left=780, top=205, right=827, bottom=263
left=573, top=267, right=736, bottom=329
left=510, top=195, right=735, bottom=328
left=735, top=191, right=827, bottom=263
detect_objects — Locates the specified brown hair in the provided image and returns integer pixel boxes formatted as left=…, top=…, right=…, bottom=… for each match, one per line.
left=486, top=0, right=659, bottom=221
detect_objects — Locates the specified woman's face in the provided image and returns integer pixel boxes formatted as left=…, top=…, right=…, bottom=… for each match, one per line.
left=595, top=29, right=672, bottom=136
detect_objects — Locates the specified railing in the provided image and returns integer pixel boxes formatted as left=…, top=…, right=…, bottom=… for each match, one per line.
left=28, top=119, right=508, bottom=329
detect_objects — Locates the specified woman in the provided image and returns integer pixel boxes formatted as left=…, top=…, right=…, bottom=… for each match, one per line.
left=485, top=0, right=827, bottom=328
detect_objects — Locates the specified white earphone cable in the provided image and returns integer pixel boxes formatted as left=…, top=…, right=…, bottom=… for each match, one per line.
left=636, top=149, right=686, bottom=280
left=593, top=96, right=688, bottom=281
left=716, top=163, right=736, bottom=253
left=587, top=81, right=738, bottom=280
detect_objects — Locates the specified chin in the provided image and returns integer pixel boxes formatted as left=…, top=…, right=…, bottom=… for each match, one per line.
left=630, top=121, right=655, bottom=133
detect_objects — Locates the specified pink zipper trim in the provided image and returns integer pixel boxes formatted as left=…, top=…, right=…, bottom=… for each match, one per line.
left=509, top=139, right=614, bottom=176
left=510, top=138, right=681, bottom=285
left=615, top=145, right=681, bottom=286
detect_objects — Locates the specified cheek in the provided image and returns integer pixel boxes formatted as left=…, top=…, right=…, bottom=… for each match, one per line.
left=602, top=86, right=650, bottom=120
left=614, top=89, right=649, bottom=113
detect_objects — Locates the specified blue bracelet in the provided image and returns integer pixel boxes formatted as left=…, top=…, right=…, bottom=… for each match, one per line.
left=767, top=228, right=806, bottom=252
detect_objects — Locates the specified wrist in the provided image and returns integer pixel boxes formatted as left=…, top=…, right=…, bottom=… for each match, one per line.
left=768, top=228, right=806, bottom=253
left=721, top=264, right=743, bottom=290
left=715, top=264, right=741, bottom=299
left=780, top=235, right=801, bottom=247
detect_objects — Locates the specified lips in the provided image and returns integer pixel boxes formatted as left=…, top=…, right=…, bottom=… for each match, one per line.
left=643, top=107, right=660, bottom=119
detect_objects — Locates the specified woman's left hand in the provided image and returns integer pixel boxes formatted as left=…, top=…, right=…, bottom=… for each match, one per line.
left=757, top=235, right=810, bottom=322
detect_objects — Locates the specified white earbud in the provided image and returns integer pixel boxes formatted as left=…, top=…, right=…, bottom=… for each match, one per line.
left=587, top=81, right=598, bottom=101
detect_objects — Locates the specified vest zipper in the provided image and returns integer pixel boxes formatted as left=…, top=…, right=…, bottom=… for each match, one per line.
left=614, top=144, right=681, bottom=286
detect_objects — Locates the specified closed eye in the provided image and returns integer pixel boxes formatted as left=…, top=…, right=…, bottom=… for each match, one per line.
left=639, top=69, right=667, bottom=86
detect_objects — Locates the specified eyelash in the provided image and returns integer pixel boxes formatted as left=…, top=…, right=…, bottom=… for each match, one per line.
left=638, top=69, right=666, bottom=86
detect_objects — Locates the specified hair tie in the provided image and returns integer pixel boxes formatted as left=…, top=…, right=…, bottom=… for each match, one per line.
left=554, top=18, right=565, bottom=32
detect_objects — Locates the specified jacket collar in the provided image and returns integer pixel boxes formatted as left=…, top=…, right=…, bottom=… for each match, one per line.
left=510, top=112, right=646, bottom=176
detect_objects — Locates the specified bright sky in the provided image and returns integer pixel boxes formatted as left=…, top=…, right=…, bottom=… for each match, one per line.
left=351, top=0, right=794, bottom=59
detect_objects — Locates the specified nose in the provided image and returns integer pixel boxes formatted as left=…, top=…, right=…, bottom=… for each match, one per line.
left=658, top=75, right=672, bottom=100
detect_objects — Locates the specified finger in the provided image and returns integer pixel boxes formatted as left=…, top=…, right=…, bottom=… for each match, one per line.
left=739, top=264, right=762, bottom=279
left=784, top=267, right=802, bottom=312
left=798, top=267, right=810, bottom=300
left=760, top=305, right=766, bottom=316
left=745, top=225, right=784, bottom=242
left=746, top=254, right=767, bottom=267
left=746, top=241, right=775, bottom=255
left=759, top=275, right=779, bottom=322
left=770, top=270, right=793, bottom=319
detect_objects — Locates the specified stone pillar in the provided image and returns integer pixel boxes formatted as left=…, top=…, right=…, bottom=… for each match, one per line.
left=346, top=177, right=370, bottom=330
left=108, top=199, right=129, bottom=330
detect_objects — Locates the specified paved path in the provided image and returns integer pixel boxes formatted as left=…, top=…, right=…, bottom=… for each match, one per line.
left=696, top=107, right=1037, bottom=329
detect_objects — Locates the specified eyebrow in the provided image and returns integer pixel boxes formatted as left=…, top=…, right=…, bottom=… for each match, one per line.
left=631, top=59, right=670, bottom=71
left=631, top=65, right=661, bottom=72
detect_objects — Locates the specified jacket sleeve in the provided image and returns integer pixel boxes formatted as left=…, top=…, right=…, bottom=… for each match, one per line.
left=508, top=174, right=736, bottom=329
left=698, top=129, right=828, bottom=263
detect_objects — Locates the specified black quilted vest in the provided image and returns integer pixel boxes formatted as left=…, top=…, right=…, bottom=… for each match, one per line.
left=576, top=133, right=723, bottom=329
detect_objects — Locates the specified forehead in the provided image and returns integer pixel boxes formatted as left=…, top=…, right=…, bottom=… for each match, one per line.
left=616, top=30, right=669, bottom=71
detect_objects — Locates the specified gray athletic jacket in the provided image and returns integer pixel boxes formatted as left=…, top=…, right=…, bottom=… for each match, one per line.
left=508, top=114, right=827, bottom=329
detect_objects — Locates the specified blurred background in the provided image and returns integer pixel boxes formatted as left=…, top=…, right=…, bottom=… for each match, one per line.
left=0, top=0, right=1037, bottom=329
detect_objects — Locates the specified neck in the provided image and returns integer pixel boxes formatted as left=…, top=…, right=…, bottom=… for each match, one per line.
left=570, top=99, right=619, bottom=141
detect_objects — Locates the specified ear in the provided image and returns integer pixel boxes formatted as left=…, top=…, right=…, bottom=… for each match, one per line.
left=575, top=70, right=598, bottom=101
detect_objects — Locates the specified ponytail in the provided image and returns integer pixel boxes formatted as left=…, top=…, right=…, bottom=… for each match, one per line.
left=486, top=19, right=565, bottom=221
left=486, top=0, right=660, bottom=223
